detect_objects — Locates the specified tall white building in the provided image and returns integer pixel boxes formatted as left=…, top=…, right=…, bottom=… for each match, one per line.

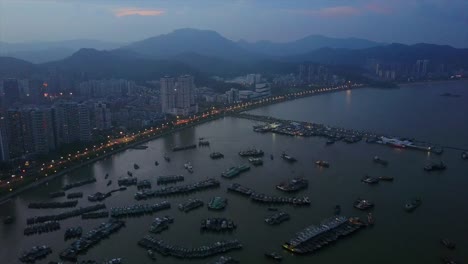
left=160, top=75, right=198, bottom=116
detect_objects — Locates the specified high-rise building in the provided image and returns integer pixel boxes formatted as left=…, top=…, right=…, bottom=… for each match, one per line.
left=2, top=79, right=20, bottom=107
left=30, top=108, right=56, bottom=154
left=160, top=76, right=176, bottom=114
left=53, top=102, right=91, bottom=145
left=5, top=108, right=34, bottom=159
left=160, top=75, right=198, bottom=116
left=0, top=115, right=9, bottom=161
left=94, top=102, right=112, bottom=130
left=415, top=59, right=429, bottom=78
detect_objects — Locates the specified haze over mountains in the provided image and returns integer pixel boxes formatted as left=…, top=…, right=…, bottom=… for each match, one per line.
left=1, top=28, right=468, bottom=81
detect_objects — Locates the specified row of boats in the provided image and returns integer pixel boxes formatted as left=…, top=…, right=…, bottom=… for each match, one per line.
left=227, top=183, right=311, bottom=206
left=24, top=221, right=60, bottom=236
left=19, top=245, right=52, bottom=263
left=59, top=219, right=126, bottom=261
left=62, top=178, right=96, bottom=191
left=134, top=178, right=220, bottom=200
left=282, top=216, right=365, bottom=254
left=265, top=211, right=290, bottom=225
left=110, top=201, right=170, bottom=218
left=28, top=200, right=78, bottom=209
left=201, top=218, right=236, bottom=231
left=157, top=175, right=184, bottom=185
left=26, top=204, right=106, bottom=225
left=138, top=235, right=243, bottom=259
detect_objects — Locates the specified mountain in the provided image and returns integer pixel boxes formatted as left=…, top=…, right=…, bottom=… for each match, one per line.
left=0, top=39, right=123, bottom=63
left=285, top=43, right=468, bottom=67
left=238, top=35, right=384, bottom=56
left=121, top=28, right=260, bottom=62
left=0, top=57, right=40, bottom=79
left=41, top=48, right=198, bottom=81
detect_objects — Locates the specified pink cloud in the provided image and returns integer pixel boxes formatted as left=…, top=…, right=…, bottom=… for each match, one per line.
left=289, top=6, right=362, bottom=18
left=114, top=8, right=165, bottom=17
left=365, top=3, right=394, bottom=14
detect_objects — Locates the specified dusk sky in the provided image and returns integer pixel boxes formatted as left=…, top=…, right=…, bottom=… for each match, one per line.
left=1, top=0, right=467, bottom=47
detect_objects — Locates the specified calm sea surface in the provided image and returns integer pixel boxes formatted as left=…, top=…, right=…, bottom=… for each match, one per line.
left=1, top=80, right=467, bottom=264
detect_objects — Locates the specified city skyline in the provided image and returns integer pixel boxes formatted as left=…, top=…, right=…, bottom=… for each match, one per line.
left=0, top=0, right=467, bottom=48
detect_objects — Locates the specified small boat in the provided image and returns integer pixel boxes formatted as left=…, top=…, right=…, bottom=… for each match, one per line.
left=248, top=157, right=263, bottom=166
left=373, top=156, right=388, bottom=166
left=315, top=160, right=330, bottom=168
left=134, top=163, right=140, bottom=170
left=265, top=252, right=283, bottom=261
left=424, top=161, right=446, bottom=171
left=3, top=216, right=13, bottom=225
left=326, top=139, right=335, bottom=145
left=164, top=154, right=171, bottom=162
left=378, top=176, right=394, bottom=181
left=147, top=249, right=157, bottom=260
left=441, top=256, right=461, bottom=264
left=334, top=205, right=341, bottom=215
left=461, top=151, right=467, bottom=160
left=270, top=154, right=274, bottom=160
left=440, top=239, right=456, bottom=249
left=127, top=171, right=133, bottom=176
left=105, top=173, right=109, bottom=179
left=367, top=212, right=374, bottom=226
left=281, top=152, right=297, bottom=162
left=354, top=198, right=374, bottom=210
left=361, top=175, right=379, bottom=184
left=107, top=180, right=112, bottom=186
left=184, top=162, right=193, bottom=173
left=154, top=161, right=159, bottom=166
left=405, top=198, right=422, bottom=212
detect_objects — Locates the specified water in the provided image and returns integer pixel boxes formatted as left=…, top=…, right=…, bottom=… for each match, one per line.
left=1, top=81, right=467, bottom=264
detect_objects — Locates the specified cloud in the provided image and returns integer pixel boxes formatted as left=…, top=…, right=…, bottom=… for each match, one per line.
left=288, top=6, right=362, bottom=18
left=365, top=3, right=394, bottom=14
left=114, top=8, right=165, bottom=17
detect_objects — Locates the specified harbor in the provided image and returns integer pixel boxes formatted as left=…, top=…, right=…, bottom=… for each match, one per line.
left=0, top=81, right=467, bottom=264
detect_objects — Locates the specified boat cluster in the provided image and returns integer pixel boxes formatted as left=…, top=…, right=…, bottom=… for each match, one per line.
left=173, top=144, right=197, bottom=152
left=28, top=200, right=78, bottom=209
left=265, top=211, right=290, bottom=225
left=59, top=219, right=125, bottom=261
left=63, top=178, right=96, bottom=191
left=137, top=179, right=152, bottom=190
left=178, top=198, right=204, bottom=212
left=24, top=221, right=60, bottom=236
left=64, top=227, right=83, bottom=240
left=138, top=235, right=243, bottom=259
left=210, top=256, right=239, bottom=264
left=149, top=216, right=174, bottom=234
left=228, top=183, right=310, bottom=206
left=276, top=178, right=308, bottom=192
left=221, top=164, right=250, bottom=178
left=117, top=177, right=137, bottom=187
left=82, top=211, right=109, bottom=219
left=210, top=152, right=224, bottom=159
left=26, top=204, right=106, bottom=224
left=134, top=178, right=220, bottom=200
left=110, top=201, right=170, bottom=218
left=19, top=245, right=52, bottom=263
left=157, top=175, right=184, bottom=185
left=67, top=192, right=83, bottom=199
left=201, top=218, right=236, bottom=231
left=282, top=216, right=365, bottom=254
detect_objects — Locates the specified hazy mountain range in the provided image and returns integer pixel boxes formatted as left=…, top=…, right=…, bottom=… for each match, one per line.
left=1, top=28, right=468, bottom=82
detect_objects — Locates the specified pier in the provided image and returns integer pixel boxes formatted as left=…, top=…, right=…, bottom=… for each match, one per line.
left=234, top=113, right=467, bottom=154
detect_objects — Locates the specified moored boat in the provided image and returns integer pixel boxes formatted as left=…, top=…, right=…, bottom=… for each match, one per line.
left=373, top=156, right=388, bottom=166
left=354, top=198, right=374, bottom=210
left=281, top=152, right=297, bottom=162
left=361, top=175, right=379, bottom=184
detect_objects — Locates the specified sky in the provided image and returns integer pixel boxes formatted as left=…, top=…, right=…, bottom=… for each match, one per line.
left=0, top=0, right=467, bottom=47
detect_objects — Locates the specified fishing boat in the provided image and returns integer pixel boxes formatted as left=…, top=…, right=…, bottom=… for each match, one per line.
left=354, top=198, right=374, bottom=210
left=154, top=161, right=159, bottom=166
left=164, top=154, right=171, bottom=162
left=315, top=160, right=330, bottom=168
left=405, top=198, right=422, bottom=212
left=373, top=156, right=388, bottom=166
left=134, top=163, right=140, bottom=170
left=378, top=176, right=394, bottom=181
left=361, top=175, right=379, bottom=184
left=107, top=180, right=112, bottom=186
left=281, top=152, right=297, bottom=162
